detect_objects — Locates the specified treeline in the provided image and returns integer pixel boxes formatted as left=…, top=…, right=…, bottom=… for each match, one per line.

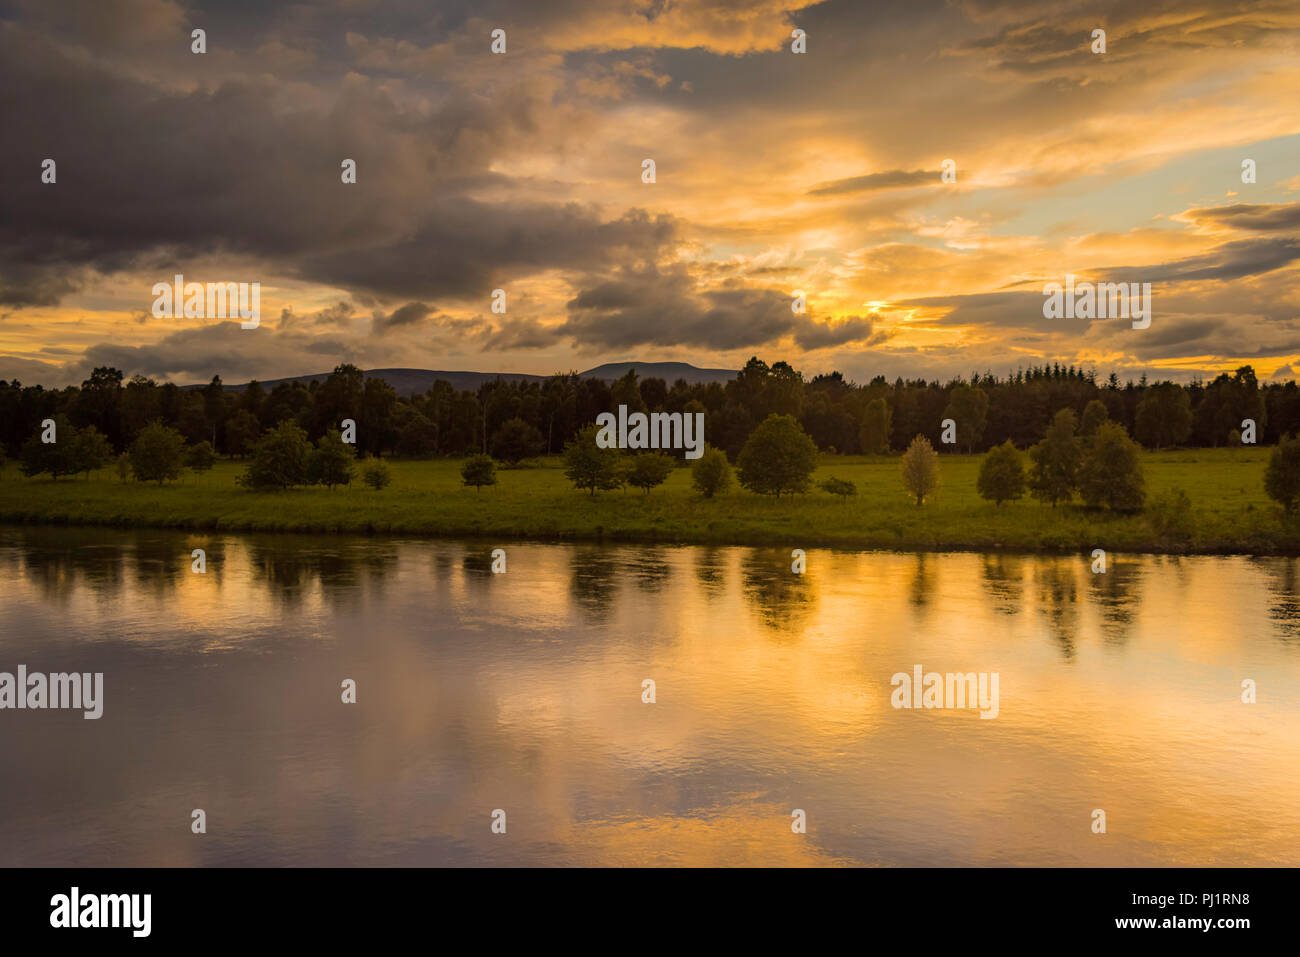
left=0, top=358, right=1296, bottom=463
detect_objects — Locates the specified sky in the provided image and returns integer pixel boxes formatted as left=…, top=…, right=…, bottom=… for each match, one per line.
left=1, top=0, right=1298, bottom=388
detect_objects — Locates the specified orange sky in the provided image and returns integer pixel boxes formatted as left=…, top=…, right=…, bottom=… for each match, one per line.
left=1, top=0, right=1298, bottom=386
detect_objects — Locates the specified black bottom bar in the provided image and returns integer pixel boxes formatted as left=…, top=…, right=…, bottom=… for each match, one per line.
left=0, top=867, right=1279, bottom=944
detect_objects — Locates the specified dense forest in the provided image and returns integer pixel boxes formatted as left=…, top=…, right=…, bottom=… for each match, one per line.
left=0, top=358, right=1295, bottom=462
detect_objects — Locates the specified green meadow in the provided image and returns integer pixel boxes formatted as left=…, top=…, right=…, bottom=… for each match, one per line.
left=0, top=446, right=1292, bottom=554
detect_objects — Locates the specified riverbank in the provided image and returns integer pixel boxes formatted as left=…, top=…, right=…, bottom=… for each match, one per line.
left=0, top=448, right=1293, bottom=554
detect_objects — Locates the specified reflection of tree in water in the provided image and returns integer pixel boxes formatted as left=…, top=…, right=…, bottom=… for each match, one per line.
left=185, top=537, right=227, bottom=587
left=1035, top=560, right=1080, bottom=659
left=131, top=535, right=190, bottom=596
left=980, top=554, right=1024, bottom=615
left=13, top=527, right=130, bottom=605
left=1087, top=558, right=1141, bottom=645
left=629, top=547, right=672, bottom=593
left=568, top=548, right=620, bottom=622
left=693, top=547, right=727, bottom=595
left=909, top=554, right=934, bottom=613
left=459, top=548, right=501, bottom=599
left=1255, top=557, right=1300, bottom=644
left=741, top=548, right=815, bottom=634
left=247, top=538, right=398, bottom=608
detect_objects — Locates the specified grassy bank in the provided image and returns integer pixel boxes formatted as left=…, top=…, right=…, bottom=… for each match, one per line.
left=0, top=448, right=1293, bottom=553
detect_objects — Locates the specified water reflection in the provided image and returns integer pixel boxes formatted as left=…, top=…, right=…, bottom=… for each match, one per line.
left=741, top=548, right=815, bottom=632
left=980, top=554, right=1024, bottom=616
left=1258, top=557, right=1300, bottom=644
left=1035, top=560, right=1081, bottom=659
left=1, top=525, right=1298, bottom=867
left=1087, top=559, right=1141, bottom=645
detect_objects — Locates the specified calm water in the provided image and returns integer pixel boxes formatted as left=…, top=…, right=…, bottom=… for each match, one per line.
left=1, top=525, right=1297, bottom=867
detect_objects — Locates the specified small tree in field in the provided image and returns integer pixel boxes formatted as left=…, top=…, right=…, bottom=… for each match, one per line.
left=819, top=476, right=856, bottom=502
left=977, top=440, right=1026, bottom=506
left=461, top=454, right=497, bottom=492
left=901, top=434, right=939, bottom=505
left=362, top=458, right=392, bottom=491
left=736, top=414, right=819, bottom=498
left=115, top=452, right=131, bottom=483
left=239, top=421, right=311, bottom=490
left=691, top=446, right=732, bottom=498
left=491, top=417, right=544, bottom=465
left=563, top=424, right=624, bottom=495
left=1029, top=408, right=1081, bottom=507
left=1265, top=433, right=1300, bottom=512
left=71, top=426, right=113, bottom=478
left=1078, top=421, right=1144, bottom=511
left=307, top=430, right=355, bottom=489
left=185, top=440, right=217, bottom=481
left=627, top=453, right=674, bottom=494
left=20, top=414, right=76, bottom=479
left=130, top=421, right=186, bottom=484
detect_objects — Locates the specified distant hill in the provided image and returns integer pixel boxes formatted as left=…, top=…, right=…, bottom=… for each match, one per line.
left=579, top=361, right=737, bottom=385
left=196, top=362, right=737, bottom=396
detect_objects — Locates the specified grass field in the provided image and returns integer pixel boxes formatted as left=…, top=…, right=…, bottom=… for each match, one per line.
left=0, top=448, right=1292, bottom=553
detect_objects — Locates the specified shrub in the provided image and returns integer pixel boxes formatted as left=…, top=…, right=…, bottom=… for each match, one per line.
left=239, top=421, right=311, bottom=490
left=362, top=458, right=392, bottom=491
left=71, top=426, right=113, bottom=478
left=691, top=447, right=732, bottom=498
left=307, top=430, right=355, bottom=489
left=491, top=417, right=544, bottom=465
left=627, top=453, right=674, bottom=493
left=819, top=476, right=856, bottom=501
left=461, top=454, right=498, bottom=491
left=129, top=421, right=186, bottom=484
left=184, top=440, right=217, bottom=478
left=19, top=415, right=77, bottom=479
left=1265, top=433, right=1300, bottom=512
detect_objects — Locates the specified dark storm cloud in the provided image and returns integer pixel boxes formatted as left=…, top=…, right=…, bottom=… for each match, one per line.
left=78, top=322, right=296, bottom=382
left=1106, top=239, right=1300, bottom=283
left=807, top=169, right=937, bottom=197
left=901, top=291, right=1092, bottom=333
left=1181, top=203, right=1300, bottom=233
left=794, top=315, right=890, bottom=350
left=558, top=264, right=793, bottom=350
left=557, top=264, right=887, bottom=351
left=374, top=301, right=434, bottom=331
left=0, top=19, right=677, bottom=307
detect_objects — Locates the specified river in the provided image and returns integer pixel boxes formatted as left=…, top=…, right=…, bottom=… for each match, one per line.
left=1, top=525, right=1297, bottom=866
